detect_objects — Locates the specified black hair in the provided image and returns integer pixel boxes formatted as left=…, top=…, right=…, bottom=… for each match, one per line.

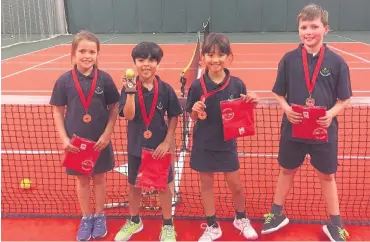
left=131, top=41, right=164, bottom=63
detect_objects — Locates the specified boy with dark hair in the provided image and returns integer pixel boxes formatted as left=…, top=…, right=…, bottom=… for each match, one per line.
left=115, top=42, right=182, bottom=242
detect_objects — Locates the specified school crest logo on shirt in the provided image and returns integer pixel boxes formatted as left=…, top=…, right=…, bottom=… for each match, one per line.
left=95, top=86, right=104, bottom=95
left=157, top=101, right=163, bottom=110
left=320, top=67, right=331, bottom=77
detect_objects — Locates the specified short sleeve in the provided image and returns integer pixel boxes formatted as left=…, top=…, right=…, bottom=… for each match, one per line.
left=337, top=62, right=352, bottom=100
left=104, top=74, right=120, bottom=105
left=272, top=57, right=287, bottom=96
left=166, top=85, right=182, bottom=119
left=240, top=80, right=247, bottom=95
left=49, top=76, right=67, bottom=106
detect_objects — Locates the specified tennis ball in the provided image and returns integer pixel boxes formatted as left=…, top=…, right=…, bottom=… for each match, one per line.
left=125, top=69, right=135, bottom=79
left=20, top=178, right=31, bottom=189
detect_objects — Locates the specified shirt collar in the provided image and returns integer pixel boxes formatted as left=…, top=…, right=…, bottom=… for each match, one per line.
left=204, top=68, right=230, bottom=87
left=74, top=65, right=96, bottom=79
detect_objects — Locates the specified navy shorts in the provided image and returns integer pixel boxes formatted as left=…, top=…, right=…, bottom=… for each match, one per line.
left=278, top=139, right=338, bottom=174
left=190, top=148, right=239, bottom=172
left=128, top=155, right=174, bottom=185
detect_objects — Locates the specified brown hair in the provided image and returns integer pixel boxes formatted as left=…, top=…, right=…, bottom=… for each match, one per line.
left=71, top=30, right=100, bottom=64
left=201, top=32, right=233, bottom=58
left=297, top=4, right=329, bottom=26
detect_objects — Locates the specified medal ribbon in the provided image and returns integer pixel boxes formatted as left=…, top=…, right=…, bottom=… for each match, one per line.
left=137, top=77, right=158, bottom=129
left=200, top=73, right=231, bottom=101
left=301, top=45, right=325, bottom=96
left=71, top=67, right=98, bottom=113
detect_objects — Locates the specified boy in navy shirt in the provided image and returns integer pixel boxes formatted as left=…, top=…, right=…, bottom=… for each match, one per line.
left=115, top=42, right=182, bottom=242
left=261, top=4, right=351, bottom=242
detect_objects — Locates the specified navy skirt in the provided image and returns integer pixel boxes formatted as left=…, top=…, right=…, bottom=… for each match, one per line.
left=190, top=148, right=239, bottom=172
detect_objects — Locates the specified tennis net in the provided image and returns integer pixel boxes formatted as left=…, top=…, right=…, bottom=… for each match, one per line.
left=1, top=95, right=369, bottom=225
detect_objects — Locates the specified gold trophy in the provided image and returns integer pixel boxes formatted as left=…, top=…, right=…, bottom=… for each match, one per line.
left=125, top=68, right=137, bottom=93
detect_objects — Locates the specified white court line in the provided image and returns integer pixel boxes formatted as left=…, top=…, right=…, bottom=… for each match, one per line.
left=330, top=34, right=370, bottom=47
left=171, top=68, right=201, bottom=215
left=1, top=34, right=71, bottom=49
left=57, top=41, right=364, bottom=46
left=0, top=90, right=187, bottom=94
left=2, top=90, right=370, bottom=96
left=201, top=67, right=370, bottom=70
left=2, top=53, right=69, bottom=79
left=3, top=60, right=370, bottom=64
left=237, top=153, right=370, bottom=160
left=4, top=67, right=369, bottom=72
left=327, top=44, right=370, bottom=64
left=239, top=90, right=370, bottom=93
left=1, top=54, right=71, bottom=79
left=2, top=90, right=52, bottom=93
left=2, top=150, right=369, bottom=160
left=231, top=41, right=363, bottom=45
left=1, top=44, right=67, bottom=62
left=172, top=119, right=192, bottom=215
left=2, top=61, right=186, bottom=64
left=60, top=43, right=192, bottom=46
left=27, top=67, right=190, bottom=71
left=1, top=36, right=120, bottom=80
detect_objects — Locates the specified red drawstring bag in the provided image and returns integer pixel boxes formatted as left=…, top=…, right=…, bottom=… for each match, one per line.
left=292, top=104, right=328, bottom=142
left=136, top=148, right=171, bottom=192
left=220, top=98, right=255, bottom=141
left=62, top=135, right=100, bottom=176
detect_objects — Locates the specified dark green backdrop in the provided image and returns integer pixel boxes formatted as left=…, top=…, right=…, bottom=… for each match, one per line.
left=65, top=0, right=370, bottom=33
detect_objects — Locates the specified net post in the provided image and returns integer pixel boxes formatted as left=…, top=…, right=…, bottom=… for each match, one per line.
left=203, top=17, right=211, bottom=40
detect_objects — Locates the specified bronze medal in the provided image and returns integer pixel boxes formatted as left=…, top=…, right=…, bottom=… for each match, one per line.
left=198, top=112, right=207, bottom=120
left=138, top=78, right=158, bottom=140
left=143, top=130, right=152, bottom=139
left=72, top=67, right=98, bottom=124
left=83, top=114, right=92, bottom=123
left=199, top=72, right=231, bottom=120
left=301, top=46, right=325, bottom=107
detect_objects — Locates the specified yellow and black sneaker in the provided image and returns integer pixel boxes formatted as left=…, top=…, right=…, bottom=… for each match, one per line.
left=323, top=224, right=349, bottom=242
left=261, top=212, right=289, bottom=235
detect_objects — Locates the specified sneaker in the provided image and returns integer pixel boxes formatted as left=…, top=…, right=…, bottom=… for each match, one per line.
left=77, top=216, right=94, bottom=241
left=233, top=217, right=258, bottom=240
left=159, top=225, right=176, bottom=241
left=261, top=213, right=289, bottom=235
left=323, top=224, right=349, bottom=242
left=92, top=214, right=107, bottom=239
left=198, top=223, right=222, bottom=242
left=114, top=218, right=144, bottom=241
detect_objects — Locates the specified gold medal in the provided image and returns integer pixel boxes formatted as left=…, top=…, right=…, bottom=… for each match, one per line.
left=83, top=114, right=92, bottom=123
left=143, top=130, right=152, bottom=139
